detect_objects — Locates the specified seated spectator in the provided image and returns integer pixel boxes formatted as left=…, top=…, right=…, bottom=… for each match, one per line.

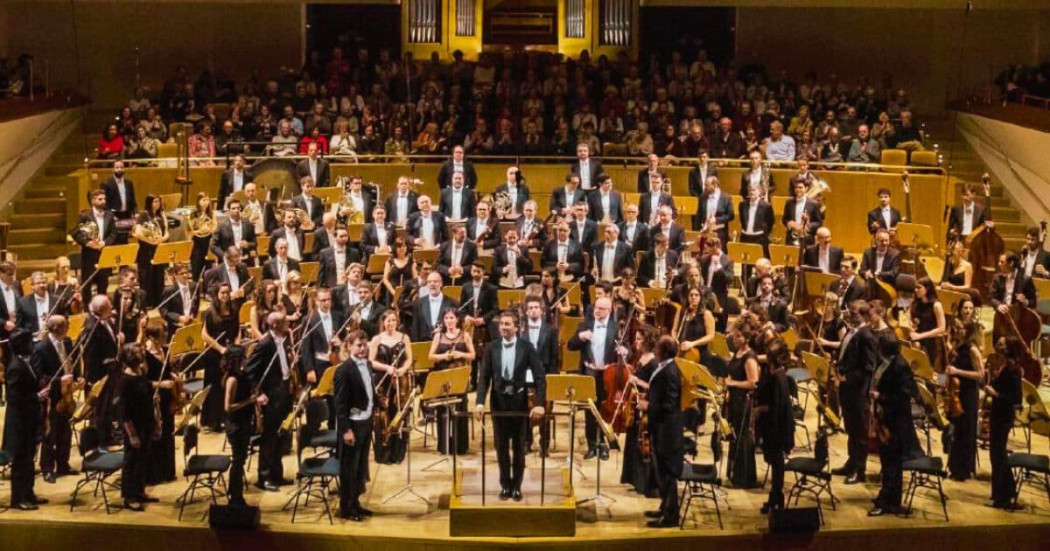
left=98, top=123, right=125, bottom=160
left=522, top=107, right=544, bottom=136
left=329, top=118, right=358, bottom=158
left=124, top=126, right=158, bottom=160
left=711, top=117, right=746, bottom=159
left=787, top=104, right=814, bottom=141
left=795, top=129, right=820, bottom=162
left=299, top=125, right=329, bottom=155
left=577, top=122, right=602, bottom=156
left=304, top=102, right=333, bottom=136
left=215, top=119, right=244, bottom=156
left=763, top=121, right=796, bottom=161
left=413, top=121, right=447, bottom=154
left=871, top=111, right=896, bottom=149
left=653, top=123, right=678, bottom=158
left=280, top=105, right=304, bottom=137
left=743, top=126, right=760, bottom=154
left=463, top=119, right=494, bottom=155
left=814, top=109, right=839, bottom=143
left=571, top=103, right=598, bottom=136
left=848, top=124, right=881, bottom=164
left=625, top=121, right=654, bottom=157
left=268, top=120, right=298, bottom=157
left=550, top=121, right=575, bottom=157
left=188, top=121, right=217, bottom=166
left=384, top=125, right=410, bottom=160
left=118, top=107, right=138, bottom=141
left=357, top=124, right=382, bottom=155
left=820, top=127, right=845, bottom=165
left=681, top=123, right=709, bottom=159
left=894, top=110, right=925, bottom=152
left=522, top=121, right=546, bottom=156
left=838, top=105, right=861, bottom=144
left=139, top=107, right=168, bottom=142
left=254, top=104, right=278, bottom=140
left=493, top=127, right=519, bottom=156
left=599, top=111, right=624, bottom=144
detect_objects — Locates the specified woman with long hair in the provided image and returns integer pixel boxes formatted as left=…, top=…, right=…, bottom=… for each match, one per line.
left=986, top=337, right=1024, bottom=510
left=369, top=310, right=414, bottom=463
left=539, top=267, right=573, bottom=323
left=119, top=342, right=155, bottom=511
left=50, top=256, right=82, bottom=315
left=427, top=308, right=475, bottom=455
left=133, top=195, right=169, bottom=306
left=249, top=280, right=284, bottom=340
left=280, top=270, right=309, bottom=331
left=200, top=282, right=241, bottom=431
left=725, top=328, right=760, bottom=488
left=910, top=276, right=947, bottom=371
left=188, top=192, right=216, bottom=280
left=620, top=323, right=660, bottom=497
left=755, top=338, right=796, bottom=514
left=945, top=320, right=985, bottom=481
left=142, top=320, right=177, bottom=484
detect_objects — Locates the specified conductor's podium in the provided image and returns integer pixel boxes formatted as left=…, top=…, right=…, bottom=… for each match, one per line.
left=450, top=467, right=575, bottom=537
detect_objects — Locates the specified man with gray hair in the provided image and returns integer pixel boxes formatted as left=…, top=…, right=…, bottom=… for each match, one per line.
left=17, top=271, right=57, bottom=336
left=34, top=314, right=78, bottom=483
left=245, top=311, right=294, bottom=491
left=82, top=294, right=119, bottom=384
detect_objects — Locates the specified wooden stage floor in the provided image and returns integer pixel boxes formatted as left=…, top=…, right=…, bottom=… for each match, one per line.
left=2, top=397, right=1050, bottom=551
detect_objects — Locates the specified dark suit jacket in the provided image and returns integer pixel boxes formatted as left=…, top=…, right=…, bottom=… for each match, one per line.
left=738, top=200, right=775, bottom=237
left=203, top=262, right=252, bottom=297
left=648, top=223, right=685, bottom=251
left=102, top=177, right=137, bottom=218
left=354, top=301, right=386, bottom=337
left=410, top=295, right=458, bottom=341
left=460, top=279, right=499, bottom=334
left=295, top=158, right=331, bottom=188
left=647, top=360, right=684, bottom=476
left=291, top=194, right=325, bottom=229
left=466, top=217, right=500, bottom=250
left=158, top=282, right=199, bottom=332
left=591, top=241, right=634, bottom=278
left=859, top=247, right=901, bottom=284
left=218, top=167, right=253, bottom=210
left=990, top=271, right=1038, bottom=309
left=569, top=159, right=604, bottom=192
left=711, top=132, right=745, bottom=159
left=437, top=240, right=479, bottom=281
left=638, top=192, right=675, bottom=226
left=567, top=317, right=620, bottom=371
left=268, top=226, right=306, bottom=259
left=700, top=253, right=734, bottom=302
left=867, top=206, right=903, bottom=234
left=439, top=187, right=477, bottom=221
left=638, top=249, right=679, bottom=288
left=587, top=191, right=624, bottom=224
left=437, top=159, right=478, bottom=190
left=739, top=168, right=775, bottom=199
left=687, top=164, right=720, bottom=199
left=80, top=314, right=119, bottom=383
left=569, top=218, right=599, bottom=249
left=477, top=338, right=546, bottom=409
left=947, top=202, right=988, bottom=239
left=549, top=186, right=586, bottom=215
left=697, top=191, right=734, bottom=243
left=781, top=198, right=823, bottom=241
left=637, top=168, right=663, bottom=193
left=210, top=218, right=257, bottom=259
left=72, top=210, right=118, bottom=268
left=838, top=325, right=877, bottom=378
left=262, top=257, right=300, bottom=282
left=334, top=358, right=374, bottom=437
left=318, top=247, right=357, bottom=288
left=300, top=310, right=346, bottom=378
left=803, top=245, right=844, bottom=274
left=540, top=239, right=584, bottom=278
left=491, top=245, right=534, bottom=285
left=748, top=296, right=790, bottom=331
left=15, top=293, right=55, bottom=334
left=618, top=221, right=651, bottom=252
left=407, top=211, right=449, bottom=247
left=360, top=222, right=396, bottom=256
left=384, top=192, right=420, bottom=226
left=1021, top=248, right=1050, bottom=279
left=834, top=277, right=868, bottom=307
left=495, top=183, right=531, bottom=216
left=521, top=320, right=559, bottom=374
left=515, top=217, right=548, bottom=250
left=246, top=333, right=297, bottom=396
left=31, top=336, right=77, bottom=402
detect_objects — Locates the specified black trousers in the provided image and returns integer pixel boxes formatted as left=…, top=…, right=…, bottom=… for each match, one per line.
left=584, top=370, right=607, bottom=450
left=201, top=350, right=225, bottom=430
left=40, top=410, right=73, bottom=475
left=492, top=392, right=529, bottom=491
left=839, top=375, right=870, bottom=474
left=226, top=422, right=251, bottom=504
left=8, top=413, right=38, bottom=505
left=339, top=418, right=373, bottom=514
left=989, top=410, right=1016, bottom=505
left=121, top=436, right=151, bottom=499
left=763, top=446, right=786, bottom=508
left=876, top=441, right=903, bottom=508
left=258, top=384, right=291, bottom=485
left=652, top=441, right=680, bottom=521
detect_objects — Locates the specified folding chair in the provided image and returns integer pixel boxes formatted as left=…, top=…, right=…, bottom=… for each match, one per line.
left=902, top=455, right=950, bottom=521
left=288, top=457, right=341, bottom=524
left=784, top=423, right=838, bottom=524
left=176, top=424, right=232, bottom=520
left=679, top=427, right=728, bottom=529
left=69, top=429, right=124, bottom=514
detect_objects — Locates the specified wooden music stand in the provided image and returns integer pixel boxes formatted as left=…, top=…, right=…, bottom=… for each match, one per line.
left=921, top=255, right=946, bottom=285
left=313, top=365, right=338, bottom=397
left=346, top=223, right=364, bottom=242
left=304, top=233, right=315, bottom=253
left=257, top=236, right=271, bottom=258
left=675, top=196, right=698, bottom=218
left=413, top=249, right=439, bottom=265
left=801, top=351, right=832, bottom=383
left=411, top=341, right=435, bottom=373
left=298, top=261, right=320, bottom=285
left=768, top=244, right=800, bottom=269
left=639, top=287, right=668, bottom=307
left=897, top=222, right=936, bottom=252
left=728, top=242, right=766, bottom=267
left=314, top=187, right=341, bottom=206
left=238, top=300, right=254, bottom=325
left=247, top=266, right=263, bottom=290
left=97, top=243, right=139, bottom=271
left=546, top=374, right=596, bottom=406
left=804, top=271, right=841, bottom=298
left=938, top=288, right=969, bottom=317
left=498, top=289, right=525, bottom=310
left=443, top=285, right=462, bottom=302
left=152, top=240, right=193, bottom=266
left=422, top=365, right=471, bottom=403
left=366, top=253, right=390, bottom=275
left=169, top=322, right=205, bottom=357
left=709, top=332, right=731, bottom=360
left=901, top=345, right=936, bottom=381
left=780, top=326, right=800, bottom=352
left=1032, top=278, right=1050, bottom=304
left=68, top=313, right=86, bottom=341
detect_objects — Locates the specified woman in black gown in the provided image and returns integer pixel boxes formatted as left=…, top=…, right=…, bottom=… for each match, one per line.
left=369, top=310, right=414, bottom=463
left=755, top=339, right=795, bottom=514
left=986, top=337, right=1024, bottom=510
left=428, top=308, right=475, bottom=455
left=725, top=328, right=759, bottom=488
left=945, top=320, right=985, bottom=481
left=675, top=286, right=718, bottom=431
left=869, top=335, right=922, bottom=517
left=142, top=320, right=177, bottom=484
left=620, top=324, right=659, bottom=496
left=910, top=277, right=947, bottom=372
left=188, top=193, right=216, bottom=280
left=132, top=195, right=169, bottom=307
left=201, top=282, right=241, bottom=431
left=382, top=237, right=416, bottom=307
left=118, top=343, right=156, bottom=511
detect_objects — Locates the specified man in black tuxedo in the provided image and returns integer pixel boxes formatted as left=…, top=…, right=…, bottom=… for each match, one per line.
left=637, top=153, right=662, bottom=192
left=291, top=176, right=325, bottom=229
left=15, top=272, right=55, bottom=336
left=245, top=312, right=295, bottom=491
left=300, top=288, right=345, bottom=386
left=787, top=158, right=818, bottom=191
left=437, top=145, right=478, bottom=190
left=515, top=200, right=547, bottom=251
left=462, top=262, right=499, bottom=344
left=638, top=233, right=678, bottom=288
left=521, top=296, right=558, bottom=455
left=411, top=272, right=458, bottom=341
left=466, top=201, right=500, bottom=251
left=295, top=142, right=330, bottom=188
left=639, top=172, right=674, bottom=228
left=643, top=336, right=685, bottom=528
left=542, top=222, right=585, bottom=282
left=360, top=206, right=395, bottom=257
left=262, top=237, right=301, bottom=284
left=592, top=225, right=633, bottom=284
left=587, top=174, right=623, bottom=224
left=549, top=173, right=586, bottom=219
left=4, top=330, right=44, bottom=510
left=210, top=199, right=257, bottom=261
left=688, top=152, right=720, bottom=207
left=218, top=154, right=253, bottom=210
left=311, top=212, right=338, bottom=258
left=407, top=195, right=448, bottom=250
left=384, top=176, right=419, bottom=228
left=649, top=205, right=685, bottom=251
left=349, top=282, right=385, bottom=338
left=0, top=263, right=21, bottom=346
left=495, top=166, right=531, bottom=219
left=318, top=228, right=358, bottom=288
left=569, top=143, right=603, bottom=194
left=269, top=209, right=307, bottom=262
left=336, top=176, right=377, bottom=224
left=567, top=297, right=626, bottom=460
left=783, top=179, right=823, bottom=247
left=439, top=172, right=476, bottom=222
left=158, top=263, right=198, bottom=335
left=474, top=311, right=546, bottom=501
left=73, top=189, right=118, bottom=301
left=867, top=187, right=903, bottom=236
left=699, top=237, right=734, bottom=311
left=738, top=185, right=775, bottom=259
left=79, top=295, right=119, bottom=385
left=101, top=160, right=137, bottom=222
left=438, top=224, right=478, bottom=284
left=834, top=257, right=869, bottom=308
left=203, top=247, right=253, bottom=308
left=334, top=330, right=376, bottom=520
left=860, top=230, right=901, bottom=285
left=947, top=182, right=991, bottom=242
left=748, top=274, right=790, bottom=332
left=740, top=149, right=775, bottom=200
left=34, top=315, right=78, bottom=484
left=697, top=175, right=734, bottom=247
left=803, top=227, right=844, bottom=274
left=833, top=301, right=878, bottom=484
left=492, top=229, right=533, bottom=289
left=990, top=252, right=1038, bottom=314
left=619, top=203, right=651, bottom=253
left=568, top=201, right=598, bottom=250
left=1020, top=226, right=1050, bottom=280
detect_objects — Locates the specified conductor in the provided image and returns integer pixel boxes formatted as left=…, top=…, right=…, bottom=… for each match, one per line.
left=475, top=310, right=546, bottom=501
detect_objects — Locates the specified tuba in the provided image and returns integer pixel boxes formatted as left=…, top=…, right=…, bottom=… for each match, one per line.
left=334, top=177, right=365, bottom=225
left=804, top=178, right=831, bottom=200
left=242, top=202, right=263, bottom=228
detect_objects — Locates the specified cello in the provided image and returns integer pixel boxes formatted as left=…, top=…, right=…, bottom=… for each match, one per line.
left=600, top=302, right=638, bottom=434
left=993, top=303, right=1042, bottom=385
left=966, top=175, right=1005, bottom=302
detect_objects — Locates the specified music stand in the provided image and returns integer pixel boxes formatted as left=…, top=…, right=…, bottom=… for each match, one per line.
left=303, top=233, right=315, bottom=254
left=768, top=244, right=800, bottom=269
left=443, top=285, right=462, bottom=303
left=313, top=187, right=341, bottom=206
left=298, top=261, right=320, bottom=285
left=256, top=236, right=270, bottom=259
left=98, top=243, right=139, bottom=272
left=1033, top=278, right=1050, bottom=305
left=413, top=249, right=439, bottom=265
left=366, top=253, right=389, bottom=276
left=938, top=288, right=969, bottom=317
left=901, top=345, right=936, bottom=381
left=247, top=266, right=263, bottom=292
left=728, top=242, right=766, bottom=266
left=804, top=271, right=841, bottom=298
left=580, top=398, right=617, bottom=516
left=497, top=290, right=525, bottom=310
left=346, top=223, right=364, bottom=243
left=546, top=374, right=596, bottom=490
left=420, top=366, right=471, bottom=475
left=410, top=341, right=434, bottom=373
left=151, top=240, right=193, bottom=266
left=897, top=222, right=936, bottom=252
left=380, top=386, right=429, bottom=507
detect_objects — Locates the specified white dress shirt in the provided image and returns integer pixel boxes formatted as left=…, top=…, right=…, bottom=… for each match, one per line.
left=819, top=247, right=830, bottom=273
left=349, top=358, right=374, bottom=420
left=451, top=189, right=464, bottom=220
left=93, top=209, right=107, bottom=239
left=396, top=194, right=409, bottom=226
left=285, top=230, right=301, bottom=261
left=179, top=283, right=192, bottom=316
left=428, top=293, right=444, bottom=327
left=962, top=204, right=974, bottom=236
left=421, top=214, right=435, bottom=247
left=590, top=319, right=609, bottom=368
left=501, top=338, right=517, bottom=381
left=601, top=244, right=616, bottom=281
left=579, top=160, right=592, bottom=190
left=746, top=202, right=759, bottom=234
left=225, top=263, right=241, bottom=291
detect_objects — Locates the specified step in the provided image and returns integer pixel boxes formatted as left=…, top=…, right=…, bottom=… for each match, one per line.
left=8, top=227, right=67, bottom=245
left=13, top=197, right=66, bottom=215
left=995, top=222, right=1028, bottom=238
left=989, top=195, right=1012, bottom=208
left=990, top=208, right=1021, bottom=223
left=15, top=259, right=59, bottom=280
left=1004, top=237, right=1025, bottom=253
left=24, top=187, right=72, bottom=200
left=9, top=213, right=66, bottom=230
left=9, top=242, right=75, bottom=260
left=45, top=165, right=76, bottom=177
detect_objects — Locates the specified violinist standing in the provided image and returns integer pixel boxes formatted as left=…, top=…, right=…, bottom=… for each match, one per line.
left=223, top=347, right=253, bottom=506
left=35, top=316, right=78, bottom=484
left=568, top=297, right=627, bottom=461
left=245, top=312, right=294, bottom=492
left=868, top=336, right=921, bottom=517
left=755, top=339, right=795, bottom=514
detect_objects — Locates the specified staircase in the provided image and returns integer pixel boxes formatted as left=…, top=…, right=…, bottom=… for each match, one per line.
left=927, top=116, right=1029, bottom=253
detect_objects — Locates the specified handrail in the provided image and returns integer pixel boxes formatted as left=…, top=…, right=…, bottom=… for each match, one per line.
left=0, top=107, right=82, bottom=182
left=957, top=115, right=1050, bottom=222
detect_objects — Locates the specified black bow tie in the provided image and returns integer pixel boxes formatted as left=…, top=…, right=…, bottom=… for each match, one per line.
left=503, top=342, right=515, bottom=349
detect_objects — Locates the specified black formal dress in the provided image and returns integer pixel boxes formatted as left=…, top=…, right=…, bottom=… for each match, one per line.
left=911, top=300, right=944, bottom=371
left=144, top=351, right=177, bottom=484
left=430, top=335, right=471, bottom=455
left=620, top=358, right=658, bottom=497
left=225, top=366, right=254, bottom=505
left=371, top=341, right=410, bottom=464
left=756, top=367, right=795, bottom=509
left=989, top=366, right=1022, bottom=507
left=201, top=307, right=239, bottom=430
left=726, top=351, right=758, bottom=488
left=245, top=333, right=294, bottom=486
left=120, top=372, right=155, bottom=500
left=947, top=344, right=979, bottom=481
left=135, top=215, right=168, bottom=307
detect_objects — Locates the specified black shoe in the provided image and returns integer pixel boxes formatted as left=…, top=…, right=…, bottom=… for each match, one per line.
left=31, top=497, right=49, bottom=505
left=275, top=478, right=294, bottom=486
left=356, top=506, right=374, bottom=517
left=256, top=481, right=279, bottom=492
left=499, top=488, right=511, bottom=501
left=341, top=511, right=363, bottom=522
left=512, top=489, right=523, bottom=501
left=647, top=517, right=678, bottom=528
left=138, top=495, right=159, bottom=503
left=16, top=502, right=39, bottom=511
left=644, top=509, right=663, bottom=518
left=831, top=465, right=853, bottom=476
left=123, top=500, right=145, bottom=512
left=43, top=473, right=56, bottom=484
left=599, top=447, right=610, bottom=461
left=845, top=473, right=866, bottom=485
left=583, top=448, right=598, bottom=460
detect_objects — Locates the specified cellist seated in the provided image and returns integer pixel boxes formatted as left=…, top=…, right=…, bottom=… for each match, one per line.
left=859, top=230, right=901, bottom=285
left=990, top=252, right=1037, bottom=316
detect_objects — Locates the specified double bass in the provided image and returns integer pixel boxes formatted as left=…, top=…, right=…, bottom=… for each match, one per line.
left=992, top=303, right=1042, bottom=385
left=966, top=175, right=1005, bottom=301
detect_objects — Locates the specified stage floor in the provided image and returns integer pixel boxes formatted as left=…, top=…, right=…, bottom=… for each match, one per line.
left=2, top=396, right=1050, bottom=551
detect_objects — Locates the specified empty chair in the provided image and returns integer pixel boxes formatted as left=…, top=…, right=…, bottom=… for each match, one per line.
left=176, top=424, right=232, bottom=521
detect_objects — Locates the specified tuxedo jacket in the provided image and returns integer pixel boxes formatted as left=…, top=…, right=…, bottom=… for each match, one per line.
left=803, top=245, right=844, bottom=274
left=318, top=247, right=358, bottom=288
left=569, top=159, right=604, bottom=192
left=990, top=271, right=1037, bottom=309
left=31, top=336, right=77, bottom=401
left=384, top=191, right=420, bottom=226
left=1021, top=248, right=1050, bottom=279
left=637, top=168, right=663, bottom=193
left=73, top=210, right=118, bottom=267
left=587, top=191, right=624, bottom=224
left=569, top=218, right=599, bottom=249
left=540, top=239, right=585, bottom=277
left=567, top=317, right=621, bottom=372
left=406, top=211, right=449, bottom=246
left=439, top=187, right=477, bottom=221
left=737, top=200, right=775, bottom=236
left=262, top=256, right=301, bottom=282
left=515, top=217, right=548, bottom=250
left=647, top=360, right=684, bottom=476
left=334, top=358, right=374, bottom=437
left=102, top=177, right=138, bottom=218
left=159, top=282, right=199, bottom=331
left=300, top=309, right=347, bottom=378
left=437, top=159, right=478, bottom=190
left=291, top=194, right=325, bottom=229
left=218, top=168, right=254, bottom=209
left=437, top=239, right=479, bottom=282
left=410, top=295, right=458, bottom=341
left=781, top=198, right=823, bottom=239
left=688, top=164, right=720, bottom=198
left=477, top=338, right=546, bottom=410
left=638, top=192, right=674, bottom=226
left=638, top=249, right=679, bottom=288
left=360, top=222, right=397, bottom=256
left=648, top=223, right=686, bottom=251
left=549, top=186, right=586, bottom=215
left=203, top=262, right=252, bottom=297
left=520, top=320, right=559, bottom=375
left=495, top=183, right=531, bottom=216
left=491, top=245, right=534, bottom=285
left=246, top=333, right=298, bottom=396
left=700, top=253, right=734, bottom=301
left=947, top=202, right=988, bottom=239
left=354, top=301, right=386, bottom=338
left=80, top=314, right=119, bottom=383
left=268, top=226, right=306, bottom=259
left=859, top=247, right=901, bottom=284
left=833, top=277, right=869, bottom=307
left=697, top=192, right=735, bottom=232
left=867, top=206, right=903, bottom=234
left=15, top=293, right=56, bottom=334
left=739, top=168, right=775, bottom=198
left=460, top=279, right=499, bottom=336
left=618, top=221, right=651, bottom=252
left=591, top=241, right=634, bottom=278
left=210, top=218, right=257, bottom=259
left=295, top=158, right=331, bottom=188
left=466, top=217, right=500, bottom=250
left=838, top=325, right=877, bottom=378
